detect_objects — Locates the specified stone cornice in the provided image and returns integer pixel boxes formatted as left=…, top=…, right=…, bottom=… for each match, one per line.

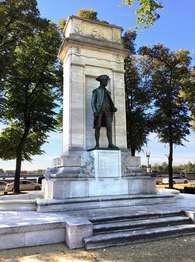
left=58, top=34, right=128, bottom=61
left=63, top=15, right=124, bottom=33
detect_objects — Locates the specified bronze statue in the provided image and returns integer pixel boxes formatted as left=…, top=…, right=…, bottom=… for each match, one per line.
left=91, top=75, right=118, bottom=149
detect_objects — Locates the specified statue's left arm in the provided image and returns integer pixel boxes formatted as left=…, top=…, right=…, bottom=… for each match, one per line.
left=108, top=91, right=117, bottom=112
left=91, top=90, right=97, bottom=113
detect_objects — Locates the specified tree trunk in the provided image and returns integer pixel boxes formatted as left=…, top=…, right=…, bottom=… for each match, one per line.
left=14, top=150, right=22, bottom=194
left=131, top=148, right=136, bottom=156
left=168, top=140, right=173, bottom=189
left=13, top=129, right=29, bottom=194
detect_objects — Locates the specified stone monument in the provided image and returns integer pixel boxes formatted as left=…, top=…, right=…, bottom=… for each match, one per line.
left=43, top=15, right=156, bottom=200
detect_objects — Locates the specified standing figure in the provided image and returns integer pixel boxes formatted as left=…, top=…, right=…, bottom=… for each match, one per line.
left=91, top=75, right=118, bottom=149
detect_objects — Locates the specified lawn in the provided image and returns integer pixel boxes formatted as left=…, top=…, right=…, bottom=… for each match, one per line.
left=157, top=182, right=195, bottom=190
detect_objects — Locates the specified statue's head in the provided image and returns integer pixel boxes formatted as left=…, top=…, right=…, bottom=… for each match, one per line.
left=96, top=75, right=110, bottom=87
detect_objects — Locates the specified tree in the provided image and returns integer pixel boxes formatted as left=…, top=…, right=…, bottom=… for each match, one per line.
left=140, top=45, right=192, bottom=188
left=123, top=0, right=163, bottom=27
left=0, top=21, right=62, bottom=193
left=123, top=30, right=152, bottom=156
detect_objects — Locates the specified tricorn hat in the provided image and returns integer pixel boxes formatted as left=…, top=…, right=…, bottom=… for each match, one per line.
left=96, top=75, right=110, bottom=82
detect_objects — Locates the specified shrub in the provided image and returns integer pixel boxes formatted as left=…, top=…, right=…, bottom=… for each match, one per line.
left=77, top=9, right=98, bottom=21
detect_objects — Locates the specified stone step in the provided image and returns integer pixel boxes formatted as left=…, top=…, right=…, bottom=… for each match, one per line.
left=37, top=194, right=176, bottom=212
left=93, top=216, right=191, bottom=233
left=84, top=224, right=195, bottom=249
left=0, top=199, right=36, bottom=211
left=0, top=220, right=65, bottom=250
left=90, top=210, right=184, bottom=224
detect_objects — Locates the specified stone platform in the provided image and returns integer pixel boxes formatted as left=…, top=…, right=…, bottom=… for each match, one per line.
left=0, top=192, right=176, bottom=212
left=36, top=193, right=176, bottom=212
left=0, top=193, right=194, bottom=250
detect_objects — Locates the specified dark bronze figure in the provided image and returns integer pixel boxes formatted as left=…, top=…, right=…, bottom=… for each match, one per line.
left=91, top=75, right=118, bottom=149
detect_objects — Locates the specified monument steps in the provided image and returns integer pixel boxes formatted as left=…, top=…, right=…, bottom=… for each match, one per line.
left=93, top=216, right=191, bottom=234
left=0, top=193, right=176, bottom=213
left=90, top=210, right=183, bottom=224
left=83, top=211, right=195, bottom=249
left=37, top=194, right=176, bottom=212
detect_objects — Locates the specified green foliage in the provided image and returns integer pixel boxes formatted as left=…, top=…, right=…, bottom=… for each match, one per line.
left=0, top=0, right=44, bottom=120
left=77, top=9, right=109, bottom=24
left=77, top=9, right=98, bottom=21
left=56, top=108, right=63, bottom=132
left=122, top=30, right=137, bottom=53
left=123, top=30, right=152, bottom=155
left=0, top=124, right=46, bottom=161
left=140, top=45, right=191, bottom=145
left=152, top=162, right=168, bottom=172
left=0, top=0, right=42, bottom=80
left=59, top=18, right=66, bottom=31
left=126, top=109, right=151, bottom=155
left=181, top=67, right=195, bottom=130
left=123, top=0, right=163, bottom=27
left=152, top=162, right=195, bottom=174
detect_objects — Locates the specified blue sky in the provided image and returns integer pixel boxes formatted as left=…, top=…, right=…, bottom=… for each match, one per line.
left=1, top=0, right=195, bottom=170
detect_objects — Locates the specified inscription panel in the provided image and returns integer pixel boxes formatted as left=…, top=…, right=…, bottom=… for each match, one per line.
left=92, top=150, right=121, bottom=178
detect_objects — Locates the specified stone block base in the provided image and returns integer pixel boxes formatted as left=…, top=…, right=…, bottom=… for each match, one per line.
left=43, top=176, right=156, bottom=200
left=45, top=150, right=155, bottom=200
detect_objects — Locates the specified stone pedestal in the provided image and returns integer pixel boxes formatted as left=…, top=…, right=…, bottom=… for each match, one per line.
left=43, top=150, right=156, bottom=200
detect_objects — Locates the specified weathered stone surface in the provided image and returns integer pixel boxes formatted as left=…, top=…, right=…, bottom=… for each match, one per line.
left=90, top=149, right=121, bottom=178
left=65, top=216, right=93, bottom=249
left=44, top=149, right=154, bottom=199
left=63, top=16, right=122, bottom=44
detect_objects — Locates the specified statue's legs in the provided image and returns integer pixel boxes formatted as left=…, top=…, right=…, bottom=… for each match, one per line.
left=107, top=126, right=113, bottom=147
left=95, top=128, right=100, bottom=148
left=105, top=112, right=118, bottom=149
left=105, top=112, right=114, bottom=148
left=94, top=111, right=118, bottom=149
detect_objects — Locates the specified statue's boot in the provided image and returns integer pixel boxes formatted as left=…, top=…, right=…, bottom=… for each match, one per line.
left=95, top=128, right=100, bottom=149
left=107, top=127, right=119, bottom=149
left=108, top=144, right=119, bottom=150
